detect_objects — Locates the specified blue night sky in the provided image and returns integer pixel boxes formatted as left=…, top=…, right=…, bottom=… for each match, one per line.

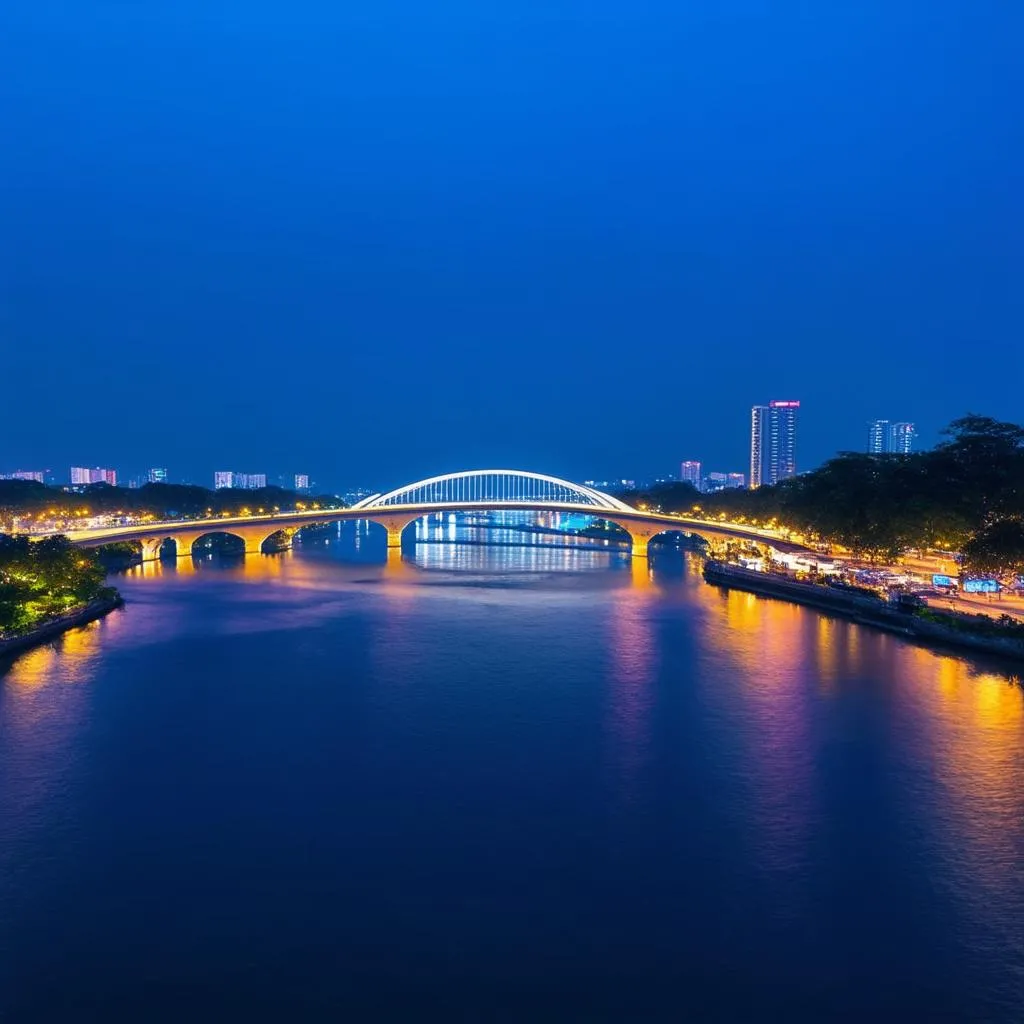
left=4, top=2, right=1022, bottom=489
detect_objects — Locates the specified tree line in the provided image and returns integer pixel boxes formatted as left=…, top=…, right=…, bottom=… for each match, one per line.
left=624, top=416, right=1024, bottom=574
left=0, top=480, right=343, bottom=528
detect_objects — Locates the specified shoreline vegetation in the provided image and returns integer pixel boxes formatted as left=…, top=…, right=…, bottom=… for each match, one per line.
left=617, top=415, right=1024, bottom=664
left=0, top=592, right=124, bottom=660
left=679, top=416, right=1024, bottom=576
left=0, top=535, right=124, bottom=661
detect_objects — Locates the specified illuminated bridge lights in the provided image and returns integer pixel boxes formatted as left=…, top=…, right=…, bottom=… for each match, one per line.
left=351, top=470, right=637, bottom=513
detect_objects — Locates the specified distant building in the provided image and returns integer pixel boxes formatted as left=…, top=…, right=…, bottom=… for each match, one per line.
left=215, top=470, right=267, bottom=490
left=868, top=419, right=915, bottom=455
left=867, top=419, right=889, bottom=454
left=889, top=422, right=915, bottom=454
left=294, top=473, right=310, bottom=492
left=750, top=401, right=799, bottom=487
left=232, top=473, right=267, bottom=490
left=679, top=461, right=702, bottom=490
left=71, top=466, right=116, bottom=486
left=750, top=407, right=766, bottom=489
left=585, top=479, right=634, bottom=491
left=703, top=472, right=745, bottom=493
left=2, top=470, right=45, bottom=483
left=148, top=467, right=168, bottom=484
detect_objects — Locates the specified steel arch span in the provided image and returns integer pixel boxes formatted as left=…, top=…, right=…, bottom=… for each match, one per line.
left=350, top=470, right=638, bottom=514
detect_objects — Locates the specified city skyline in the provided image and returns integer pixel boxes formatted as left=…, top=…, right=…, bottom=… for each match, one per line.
left=0, top=402, right=971, bottom=494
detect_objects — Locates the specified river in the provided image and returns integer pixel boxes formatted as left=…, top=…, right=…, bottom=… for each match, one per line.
left=2, top=515, right=1023, bottom=1020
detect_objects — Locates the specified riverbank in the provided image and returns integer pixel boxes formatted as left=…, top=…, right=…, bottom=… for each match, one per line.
left=703, top=560, right=1024, bottom=663
left=0, top=592, right=125, bottom=661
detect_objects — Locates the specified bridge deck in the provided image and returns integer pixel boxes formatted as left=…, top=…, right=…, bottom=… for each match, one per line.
left=36, top=502, right=810, bottom=555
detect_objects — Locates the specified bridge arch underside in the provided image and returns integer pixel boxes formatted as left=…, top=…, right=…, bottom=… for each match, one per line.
left=136, top=526, right=309, bottom=561
left=598, top=524, right=700, bottom=557
left=599, top=519, right=703, bottom=558
left=352, top=509, right=704, bottom=559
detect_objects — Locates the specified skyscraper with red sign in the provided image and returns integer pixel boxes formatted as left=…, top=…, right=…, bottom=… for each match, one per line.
left=750, top=400, right=799, bottom=488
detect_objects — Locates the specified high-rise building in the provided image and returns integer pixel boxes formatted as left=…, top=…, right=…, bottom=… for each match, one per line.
left=294, top=474, right=310, bottom=492
left=148, top=467, right=168, bottom=484
left=70, top=466, right=91, bottom=485
left=679, top=461, right=702, bottom=490
left=214, top=471, right=234, bottom=489
left=867, top=419, right=889, bottom=454
left=889, top=422, right=915, bottom=454
left=750, top=400, right=799, bottom=488
left=750, top=407, right=767, bottom=488
left=868, top=420, right=915, bottom=454
left=726, top=472, right=746, bottom=489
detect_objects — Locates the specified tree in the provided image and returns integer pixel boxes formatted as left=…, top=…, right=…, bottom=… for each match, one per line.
left=931, top=414, right=1024, bottom=523
left=0, top=534, right=112, bottom=634
left=962, top=519, right=1024, bottom=578
left=617, top=482, right=700, bottom=514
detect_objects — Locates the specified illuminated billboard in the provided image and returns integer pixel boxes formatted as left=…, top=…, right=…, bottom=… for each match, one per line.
left=963, top=579, right=999, bottom=594
left=932, top=574, right=954, bottom=588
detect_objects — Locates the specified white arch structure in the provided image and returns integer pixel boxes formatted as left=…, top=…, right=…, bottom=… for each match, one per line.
left=351, top=470, right=638, bottom=514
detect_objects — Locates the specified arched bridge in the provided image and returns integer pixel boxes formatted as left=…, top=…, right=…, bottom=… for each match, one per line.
left=53, top=469, right=811, bottom=561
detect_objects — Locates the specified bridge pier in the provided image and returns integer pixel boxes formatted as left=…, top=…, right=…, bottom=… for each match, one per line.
left=606, top=519, right=664, bottom=559
left=140, top=538, right=166, bottom=562
left=369, top=513, right=420, bottom=549
left=629, top=531, right=651, bottom=559
left=174, top=535, right=196, bottom=559
left=242, top=531, right=266, bottom=556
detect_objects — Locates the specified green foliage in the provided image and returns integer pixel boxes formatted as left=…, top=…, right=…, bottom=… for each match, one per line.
left=0, top=534, right=111, bottom=636
left=618, top=481, right=700, bottom=514
left=962, top=520, right=1024, bottom=577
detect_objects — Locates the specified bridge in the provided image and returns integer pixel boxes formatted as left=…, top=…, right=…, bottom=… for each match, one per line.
left=50, top=469, right=810, bottom=561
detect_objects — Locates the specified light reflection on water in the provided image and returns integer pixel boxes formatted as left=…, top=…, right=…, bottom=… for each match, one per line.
left=1, top=514, right=1023, bottom=1018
